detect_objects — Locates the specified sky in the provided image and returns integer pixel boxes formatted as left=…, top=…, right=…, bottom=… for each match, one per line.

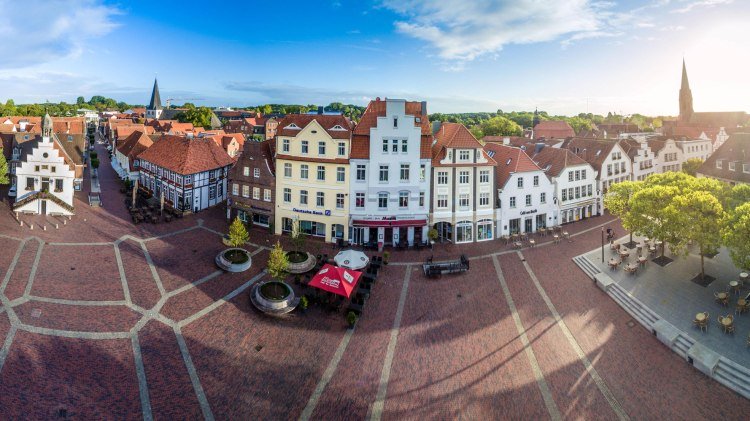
left=0, top=0, right=748, bottom=116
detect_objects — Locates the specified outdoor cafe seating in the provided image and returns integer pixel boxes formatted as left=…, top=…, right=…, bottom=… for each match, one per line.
left=623, top=263, right=638, bottom=275
left=693, top=311, right=709, bottom=332
left=736, top=298, right=749, bottom=315
left=608, top=258, right=620, bottom=270
left=715, top=291, right=729, bottom=306
left=718, top=314, right=735, bottom=334
left=729, top=280, right=742, bottom=295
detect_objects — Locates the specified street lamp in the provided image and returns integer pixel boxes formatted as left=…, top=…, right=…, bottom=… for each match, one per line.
left=601, top=227, right=605, bottom=263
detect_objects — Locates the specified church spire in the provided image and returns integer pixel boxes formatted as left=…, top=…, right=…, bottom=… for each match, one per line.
left=148, top=78, right=162, bottom=111
left=679, top=59, right=693, bottom=122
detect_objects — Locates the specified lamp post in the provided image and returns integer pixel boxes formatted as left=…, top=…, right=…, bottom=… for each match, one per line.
left=601, top=227, right=605, bottom=263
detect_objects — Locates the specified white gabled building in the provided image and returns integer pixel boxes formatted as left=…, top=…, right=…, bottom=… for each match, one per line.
left=137, top=135, right=234, bottom=213
left=675, top=136, right=713, bottom=162
left=12, top=114, right=76, bottom=215
left=620, top=138, right=657, bottom=181
left=430, top=123, right=497, bottom=243
left=114, top=130, right=153, bottom=180
left=531, top=147, right=599, bottom=225
left=647, top=137, right=684, bottom=173
left=484, top=143, right=556, bottom=236
left=348, top=98, right=432, bottom=248
left=564, top=138, right=632, bottom=214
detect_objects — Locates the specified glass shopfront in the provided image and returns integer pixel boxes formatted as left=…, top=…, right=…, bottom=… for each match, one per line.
left=456, top=221, right=473, bottom=243
left=477, top=219, right=493, bottom=241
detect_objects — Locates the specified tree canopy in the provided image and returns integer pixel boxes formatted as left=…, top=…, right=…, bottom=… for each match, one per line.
left=478, top=116, right=523, bottom=138
left=681, top=158, right=703, bottom=176
left=177, top=106, right=214, bottom=129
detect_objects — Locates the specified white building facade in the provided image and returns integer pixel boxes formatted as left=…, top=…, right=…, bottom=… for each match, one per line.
left=430, top=123, right=496, bottom=243
left=13, top=115, right=75, bottom=215
left=486, top=144, right=556, bottom=236
left=349, top=98, right=432, bottom=248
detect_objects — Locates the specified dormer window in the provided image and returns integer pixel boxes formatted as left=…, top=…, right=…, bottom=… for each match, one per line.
left=331, top=125, right=345, bottom=130
left=459, top=150, right=470, bottom=161
left=285, top=123, right=300, bottom=130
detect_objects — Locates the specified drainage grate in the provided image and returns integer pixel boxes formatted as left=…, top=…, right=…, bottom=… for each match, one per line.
left=31, top=309, right=42, bottom=318
left=255, top=345, right=263, bottom=352
left=626, top=319, right=636, bottom=328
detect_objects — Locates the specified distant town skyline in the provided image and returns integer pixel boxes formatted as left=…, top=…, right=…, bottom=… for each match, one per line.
left=0, top=0, right=748, bottom=116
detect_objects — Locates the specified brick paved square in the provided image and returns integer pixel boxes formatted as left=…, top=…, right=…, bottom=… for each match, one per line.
left=118, top=239, right=162, bottom=310
left=31, top=244, right=125, bottom=301
left=3, top=239, right=41, bottom=301
left=14, top=300, right=140, bottom=333
left=145, top=228, right=226, bottom=292
left=139, top=320, right=203, bottom=419
left=0, top=236, right=21, bottom=282
left=182, top=280, right=346, bottom=419
left=0, top=332, right=141, bottom=419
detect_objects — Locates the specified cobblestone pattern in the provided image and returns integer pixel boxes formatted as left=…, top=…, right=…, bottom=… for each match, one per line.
left=118, top=239, right=163, bottom=310
left=14, top=300, right=140, bottom=333
left=182, top=281, right=346, bottom=420
left=31, top=244, right=125, bottom=302
left=0, top=331, right=141, bottom=419
left=139, top=319, right=204, bottom=419
left=3, top=239, right=40, bottom=302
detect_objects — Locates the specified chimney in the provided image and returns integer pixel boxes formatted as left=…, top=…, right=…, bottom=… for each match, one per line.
left=503, top=137, right=509, bottom=145
left=318, top=106, right=324, bottom=115
left=421, top=101, right=427, bottom=116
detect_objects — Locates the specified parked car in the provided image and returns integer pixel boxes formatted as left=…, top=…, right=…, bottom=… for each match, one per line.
left=8, top=185, right=16, bottom=197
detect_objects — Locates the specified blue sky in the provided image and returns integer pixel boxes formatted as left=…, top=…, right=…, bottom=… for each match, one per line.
left=0, top=0, right=748, bottom=116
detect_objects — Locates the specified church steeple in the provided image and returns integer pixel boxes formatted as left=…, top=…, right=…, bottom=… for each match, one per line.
left=146, top=78, right=163, bottom=120
left=679, top=59, right=693, bottom=122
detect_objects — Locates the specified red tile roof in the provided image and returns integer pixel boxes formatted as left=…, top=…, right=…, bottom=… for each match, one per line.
left=531, top=147, right=587, bottom=178
left=483, top=143, right=541, bottom=187
left=276, top=114, right=352, bottom=139
left=534, top=120, right=575, bottom=139
left=137, top=135, right=234, bottom=175
left=116, top=131, right=153, bottom=171
left=433, top=123, right=496, bottom=166
left=351, top=98, right=432, bottom=159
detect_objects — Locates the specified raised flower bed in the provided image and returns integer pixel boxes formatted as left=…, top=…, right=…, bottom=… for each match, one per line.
left=250, top=280, right=298, bottom=315
left=286, top=251, right=316, bottom=274
left=215, top=248, right=252, bottom=272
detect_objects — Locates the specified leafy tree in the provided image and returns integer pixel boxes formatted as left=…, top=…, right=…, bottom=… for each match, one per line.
left=228, top=216, right=249, bottom=248
left=630, top=184, right=681, bottom=257
left=290, top=219, right=307, bottom=252
left=4, top=99, right=15, bottom=115
left=76, top=96, right=85, bottom=106
left=177, top=106, right=213, bottom=129
left=723, top=184, right=750, bottom=212
left=0, top=153, right=9, bottom=185
left=670, top=190, right=724, bottom=279
left=469, top=126, right=484, bottom=140
left=566, top=116, right=593, bottom=133
left=722, top=203, right=750, bottom=270
left=480, top=116, right=523, bottom=137
left=603, top=181, right=643, bottom=246
left=261, top=104, right=273, bottom=115
left=267, top=241, right=289, bottom=282
left=681, top=158, right=703, bottom=176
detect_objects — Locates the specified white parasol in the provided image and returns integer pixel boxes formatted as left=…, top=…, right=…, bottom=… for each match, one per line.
left=333, top=249, right=369, bottom=270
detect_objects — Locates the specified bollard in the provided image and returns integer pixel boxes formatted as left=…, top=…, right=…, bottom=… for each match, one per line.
left=55, top=223, right=59, bottom=229
left=19, top=220, right=23, bottom=226
left=30, top=224, right=33, bottom=230
left=63, top=219, right=67, bottom=225
left=43, top=225, right=47, bottom=231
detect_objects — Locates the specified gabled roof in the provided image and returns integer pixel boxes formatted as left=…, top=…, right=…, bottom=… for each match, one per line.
left=563, top=138, right=618, bottom=171
left=619, top=138, right=649, bottom=159
left=697, top=133, right=750, bottom=183
left=432, top=123, right=496, bottom=167
left=533, top=120, right=575, bottom=139
left=117, top=131, right=154, bottom=171
left=137, top=135, right=234, bottom=175
left=350, top=98, right=432, bottom=159
left=483, top=143, right=542, bottom=188
left=276, top=114, right=352, bottom=139
left=531, top=147, right=587, bottom=178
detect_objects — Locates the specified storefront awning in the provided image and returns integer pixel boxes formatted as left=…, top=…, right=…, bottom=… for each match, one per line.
left=352, top=219, right=427, bottom=228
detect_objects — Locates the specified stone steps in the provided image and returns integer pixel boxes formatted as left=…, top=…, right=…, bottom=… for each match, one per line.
left=607, top=284, right=659, bottom=329
left=714, top=359, right=750, bottom=399
left=572, top=255, right=601, bottom=280
left=673, top=335, right=694, bottom=359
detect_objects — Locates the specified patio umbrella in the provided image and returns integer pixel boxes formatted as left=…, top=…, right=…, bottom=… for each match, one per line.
left=334, top=249, right=369, bottom=270
left=308, top=264, right=362, bottom=298
left=132, top=179, right=138, bottom=208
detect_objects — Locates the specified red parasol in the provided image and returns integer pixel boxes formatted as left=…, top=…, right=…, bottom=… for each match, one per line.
left=308, top=264, right=362, bottom=298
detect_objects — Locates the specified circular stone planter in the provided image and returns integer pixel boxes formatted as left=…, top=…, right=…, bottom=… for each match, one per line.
left=250, top=280, right=298, bottom=315
left=215, top=248, right=252, bottom=272
left=286, top=251, right=316, bottom=274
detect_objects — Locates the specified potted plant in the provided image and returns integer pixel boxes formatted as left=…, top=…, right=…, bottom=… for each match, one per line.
left=346, top=311, right=357, bottom=329
left=428, top=228, right=438, bottom=249
left=383, top=251, right=390, bottom=265
left=216, top=217, right=253, bottom=272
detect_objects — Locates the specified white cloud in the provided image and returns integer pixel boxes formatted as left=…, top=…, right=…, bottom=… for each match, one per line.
left=0, top=0, right=121, bottom=69
left=671, top=0, right=734, bottom=14
left=381, top=0, right=622, bottom=62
